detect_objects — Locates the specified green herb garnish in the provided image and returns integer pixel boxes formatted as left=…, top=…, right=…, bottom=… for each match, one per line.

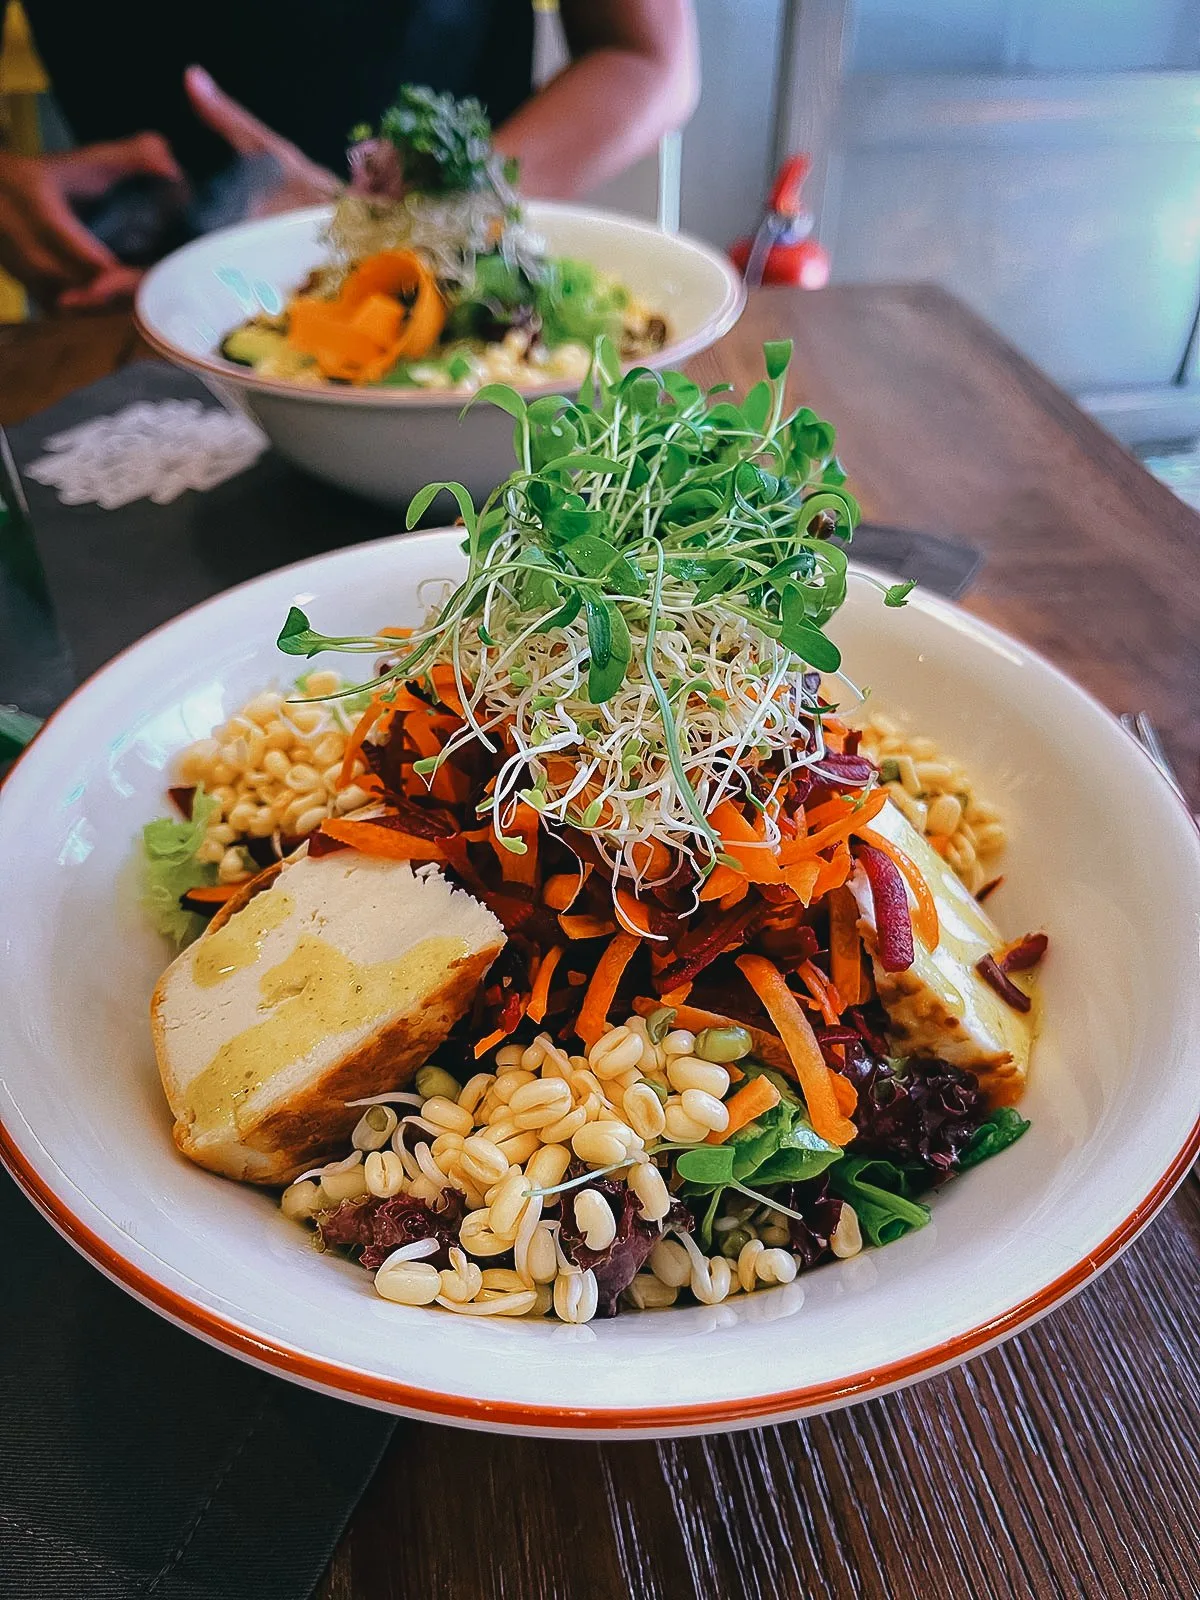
left=277, top=341, right=910, bottom=868
left=140, top=788, right=219, bottom=946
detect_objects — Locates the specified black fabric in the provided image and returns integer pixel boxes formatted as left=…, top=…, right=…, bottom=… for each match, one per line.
left=21, top=0, right=535, bottom=180
left=0, top=1169, right=395, bottom=1600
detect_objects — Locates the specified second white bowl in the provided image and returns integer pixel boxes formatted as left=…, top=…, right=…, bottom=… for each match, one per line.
left=135, top=203, right=746, bottom=509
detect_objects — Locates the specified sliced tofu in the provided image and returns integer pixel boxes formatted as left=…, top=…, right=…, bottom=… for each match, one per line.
left=151, top=852, right=505, bottom=1185
left=850, top=799, right=1036, bottom=1105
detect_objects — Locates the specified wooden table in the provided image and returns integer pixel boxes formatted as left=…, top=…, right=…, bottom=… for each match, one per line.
left=4, top=288, right=1199, bottom=1600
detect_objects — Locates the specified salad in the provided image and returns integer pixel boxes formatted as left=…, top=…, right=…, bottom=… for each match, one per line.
left=218, top=85, right=668, bottom=394
left=144, top=341, right=1045, bottom=1323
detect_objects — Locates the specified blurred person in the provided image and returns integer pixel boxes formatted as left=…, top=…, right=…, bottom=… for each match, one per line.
left=0, top=0, right=697, bottom=310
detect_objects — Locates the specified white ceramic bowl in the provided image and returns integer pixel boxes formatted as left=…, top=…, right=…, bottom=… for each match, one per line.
left=135, top=204, right=745, bottom=508
left=2, top=531, right=1198, bottom=1439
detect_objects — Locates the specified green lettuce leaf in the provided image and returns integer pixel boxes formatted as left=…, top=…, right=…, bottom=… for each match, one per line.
left=675, top=1063, right=842, bottom=1244
left=140, top=787, right=219, bottom=946
left=829, top=1156, right=932, bottom=1247
left=956, top=1107, right=1031, bottom=1170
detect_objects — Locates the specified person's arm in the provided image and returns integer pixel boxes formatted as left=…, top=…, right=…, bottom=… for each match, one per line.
left=493, top=0, right=698, bottom=199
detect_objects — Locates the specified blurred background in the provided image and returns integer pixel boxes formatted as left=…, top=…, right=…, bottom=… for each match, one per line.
left=4, top=0, right=1200, bottom=477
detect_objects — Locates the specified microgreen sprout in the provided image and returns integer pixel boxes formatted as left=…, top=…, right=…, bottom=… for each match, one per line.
left=276, top=341, right=911, bottom=886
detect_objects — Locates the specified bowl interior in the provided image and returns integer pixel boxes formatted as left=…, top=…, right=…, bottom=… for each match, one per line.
left=135, top=202, right=744, bottom=398
left=2, top=531, right=1198, bottom=1435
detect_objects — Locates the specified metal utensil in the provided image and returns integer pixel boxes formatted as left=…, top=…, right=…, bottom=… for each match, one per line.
left=1119, top=711, right=1193, bottom=813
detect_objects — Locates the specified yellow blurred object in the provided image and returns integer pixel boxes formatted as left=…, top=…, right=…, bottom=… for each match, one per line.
left=0, top=2, right=48, bottom=320
left=0, top=2, right=48, bottom=94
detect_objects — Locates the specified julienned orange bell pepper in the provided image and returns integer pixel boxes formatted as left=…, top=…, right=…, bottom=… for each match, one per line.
left=286, top=250, right=446, bottom=382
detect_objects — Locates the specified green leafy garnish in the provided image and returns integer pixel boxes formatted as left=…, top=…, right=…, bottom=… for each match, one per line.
left=140, top=788, right=219, bottom=946
left=376, top=85, right=495, bottom=195
left=829, top=1156, right=932, bottom=1247
left=957, top=1107, right=1030, bottom=1170
left=276, top=342, right=895, bottom=866
left=675, top=1065, right=842, bottom=1246
left=884, top=580, right=915, bottom=608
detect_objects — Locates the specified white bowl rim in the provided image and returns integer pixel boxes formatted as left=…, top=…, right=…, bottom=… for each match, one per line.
left=133, top=201, right=747, bottom=408
left=2, top=532, right=1199, bottom=1435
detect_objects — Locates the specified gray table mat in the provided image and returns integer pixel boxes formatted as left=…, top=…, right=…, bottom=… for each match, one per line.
left=0, top=361, right=984, bottom=1600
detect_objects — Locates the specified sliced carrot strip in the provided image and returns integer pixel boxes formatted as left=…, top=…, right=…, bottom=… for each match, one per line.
left=706, top=1076, right=781, bottom=1143
left=615, top=889, right=655, bottom=937
left=796, top=959, right=843, bottom=1027
left=558, top=914, right=617, bottom=940
left=576, top=932, right=641, bottom=1050
left=526, top=944, right=564, bottom=1025
left=628, top=836, right=673, bottom=880
left=856, top=824, right=940, bottom=949
left=699, top=862, right=745, bottom=902
left=718, top=879, right=750, bottom=910
left=660, top=980, right=694, bottom=1007
left=474, top=1026, right=508, bottom=1059
left=782, top=858, right=822, bottom=903
left=338, top=694, right=388, bottom=789
left=544, top=869, right=589, bottom=911
left=319, top=818, right=446, bottom=860
left=709, top=799, right=783, bottom=884
left=734, top=954, right=856, bottom=1146
left=828, top=886, right=866, bottom=1008
left=180, top=883, right=243, bottom=905
left=830, top=1071, right=858, bottom=1116
left=810, top=841, right=852, bottom=900
left=779, top=788, right=888, bottom=863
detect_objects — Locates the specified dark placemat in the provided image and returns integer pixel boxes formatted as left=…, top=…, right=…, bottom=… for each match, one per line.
left=0, top=362, right=984, bottom=1599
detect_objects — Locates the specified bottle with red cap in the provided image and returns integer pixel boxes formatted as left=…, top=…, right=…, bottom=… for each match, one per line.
left=730, top=155, right=830, bottom=289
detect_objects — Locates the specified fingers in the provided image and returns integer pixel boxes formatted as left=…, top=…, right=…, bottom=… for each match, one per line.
left=0, top=191, right=88, bottom=299
left=34, top=184, right=117, bottom=275
left=184, top=65, right=280, bottom=157
left=56, top=263, right=143, bottom=309
left=53, top=132, right=183, bottom=199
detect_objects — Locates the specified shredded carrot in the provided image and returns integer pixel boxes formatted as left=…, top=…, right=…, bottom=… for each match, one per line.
left=337, top=693, right=388, bottom=789
left=780, top=788, right=888, bottom=862
left=526, top=944, right=564, bottom=1025
left=718, top=879, right=750, bottom=910
left=576, top=933, right=641, bottom=1049
left=377, top=626, right=412, bottom=640
left=490, top=802, right=539, bottom=888
left=856, top=824, right=940, bottom=948
left=830, top=1071, right=858, bottom=1116
left=709, top=800, right=783, bottom=883
left=474, top=1026, right=508, bottom=1059
left=558, top=914, right=617, bottom=940
left=799, top=797, right=855, bottom=833
left=698, top=863, right=745, bottom=902
left=828, top=886, right=866, bottom=1007
left=544, top=870, right=588, bottom=912
left=734, top=955, right=856, bottom=1146
left=319, top=818, right=446, bottom=860
left=615, top=889, right=654, bottom=936
left=428, top=663, right=467, bottom=715
left=628, top=836, right=673, bottom=880
left=797, top=960, right=843, bottom=1027
left=706, top=1076, right=781, bottom=1143
left=782, top=859, right=822, bottom=903
left=810, top=841, right=852, bottom=899
left=660, top=981, right=693, bottom=1007
left=181, top=883, right=243, bottom=905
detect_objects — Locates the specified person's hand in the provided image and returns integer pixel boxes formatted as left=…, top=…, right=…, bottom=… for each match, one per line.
left=184, top=66, right=341, bottom=215
left=0, top=133, right=182, bottom=309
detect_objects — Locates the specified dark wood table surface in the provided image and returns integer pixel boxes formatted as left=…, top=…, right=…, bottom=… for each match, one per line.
left=3, top=287, right=1198, bottom=1600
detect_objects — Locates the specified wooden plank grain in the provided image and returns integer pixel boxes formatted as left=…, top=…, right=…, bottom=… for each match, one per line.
left=0, top=311, right=152, bottom=427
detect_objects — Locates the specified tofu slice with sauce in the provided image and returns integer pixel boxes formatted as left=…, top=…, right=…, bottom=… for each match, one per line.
left=151, top=851, right=505, bottom=1185
left=850, top=799, right=1037, bottom=1104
